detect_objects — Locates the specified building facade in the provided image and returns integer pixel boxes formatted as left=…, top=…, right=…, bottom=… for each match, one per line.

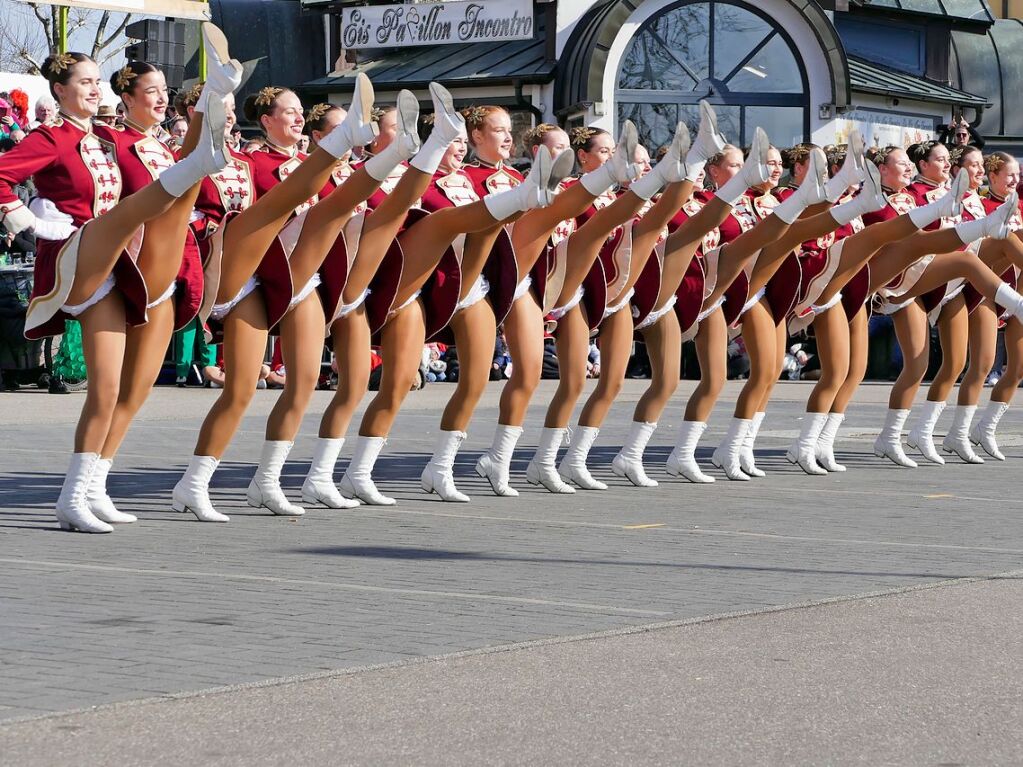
left=286, top=0, right=1001, bottom=152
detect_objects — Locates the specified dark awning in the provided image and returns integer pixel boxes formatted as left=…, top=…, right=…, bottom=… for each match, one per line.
left=952, top=19, right=1023, bottom=140
left=298, top=16, right=554, bottom=94
left=843, top=0, right=993, bottom=28
left=849, top=55, right=989, bottom=107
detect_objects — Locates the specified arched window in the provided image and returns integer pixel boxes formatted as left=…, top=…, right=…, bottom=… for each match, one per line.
left=616, top=0, right=810, bottom=150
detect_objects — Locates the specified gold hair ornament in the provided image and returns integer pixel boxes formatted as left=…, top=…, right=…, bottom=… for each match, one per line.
left=254, top=86, right=284, bottom=107
left=115, top=65, right=137, bottom=92
left=47, top=53, right=76, bottom=75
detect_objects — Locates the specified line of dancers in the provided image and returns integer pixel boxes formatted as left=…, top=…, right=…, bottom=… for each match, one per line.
left=4, top=25, right=1023, bottom=533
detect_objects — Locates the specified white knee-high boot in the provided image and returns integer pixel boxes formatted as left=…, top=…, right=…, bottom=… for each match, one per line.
left=339, top=436, right=396, bottom=505
left=873, top=409, right=917, bottom=468
left=56, top=452, right=112, bottom=533
left=558, top=426, right=608, bottom=490
left=786, top=413, right=829, bottom=475
left=815, top=412, right=847, bottom=472
left=87, top=458, right=136, bottom=523
left=666, top=421, right=715, bottom=483
left=942, top=405, right=984, bottom=463
left=740, top=412, right=766, bottom=478
left=246, top=440, right=305, bottom=516
left=712, top=418, right=752, bottom=481
left=422, top=430, right=470, bottom=502
left=907, top=399, right=947, bottom=465
left=475, top=425, right=523, bottom=497
left=172, top=455, right=230, bottom=522
left=971, top=400, right=1010, bottom=461
left=612, top=421, right=659, bottom=487
left=526, top=427, right=576, bottom=494
left=302, top=437, right=360, bottom=509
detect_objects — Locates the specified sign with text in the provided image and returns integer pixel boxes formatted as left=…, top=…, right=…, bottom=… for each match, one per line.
left=833, top=109, right=936, bottom=149
left=341, top=0, right=534, bottom=48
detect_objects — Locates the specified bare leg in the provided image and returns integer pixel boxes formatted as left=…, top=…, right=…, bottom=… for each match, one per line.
left=265, top=294, right=327, bottom=441
left=287, top=172, right=383, bottom=289
left=511, top=183, right=602, bottom=275
left=318, top=307, right=371, bottom=439
left=218, top=148, right=347, bottom=303
left=193, top=292, right=269, bottom=457
left=900, top=251, right=1013, bottom=306
left=958, top=301, right=997, bottom=407
left=684, top=308, right=727, bottom=422
left=359, top=300, right=427, bottom=436
left=543, top=305, right=590, bottom=428
left=833, top=306, right=869, bottom=413
left=926, top=295, right=969, bottom=403
left=440, top=299, right=498, bottom=432
left=817, top=216, right=924, bottom=306
left=341, top=168, right=436, bottom=303
left=578, top=307, right=634, bottom=427
left=806, top=305, right=852, bottom=414
left=734, top=299, right=778, bottom=420
left=497, top=293, right=544, bottom=426
left=100, top=299, right=175, bottom=458
left=993, top=318, right=1023, bottom=404
left=889, top=301, right=930, bottom=411
left=74, top=293, right=126, bottom=453
left=556, top=193, right=646, bottom=307
left=704, top=216, right=791, bottom=307
left=634, top=310, right=682, bottom=423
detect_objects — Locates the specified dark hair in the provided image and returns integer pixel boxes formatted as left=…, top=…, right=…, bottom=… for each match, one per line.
left=907, top=140, right=946, bottom=170
left=568, top=126, right=610, bottom=152
left=781, top=143, right=818, bottom=171
left=174, top=82, right=204, bottom=115
left=950, top=144, right=982, bottom=168
left=304, top=103, right=342, bottom=136
left=111, top=60, right=160, bottom=96
left=242, top=87, right=293, bottom=124
left=40, top=52, right=94, bottom=99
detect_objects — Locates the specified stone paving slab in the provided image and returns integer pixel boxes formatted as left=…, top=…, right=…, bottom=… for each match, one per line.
left=2, top=380, right=1022, bottom=726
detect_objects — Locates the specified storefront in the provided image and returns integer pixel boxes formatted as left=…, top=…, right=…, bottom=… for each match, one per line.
left=291, top=0, right=992, bottom=151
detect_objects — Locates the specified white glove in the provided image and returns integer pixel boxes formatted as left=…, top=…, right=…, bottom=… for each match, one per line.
left=29, top=197, right=77, bottom=241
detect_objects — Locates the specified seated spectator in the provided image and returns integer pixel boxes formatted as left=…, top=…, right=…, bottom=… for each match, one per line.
left=423, top=342, right=448, bottom=383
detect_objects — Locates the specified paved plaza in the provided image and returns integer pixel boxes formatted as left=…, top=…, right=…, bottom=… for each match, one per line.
left=1, top=379, right=1022, bottom=764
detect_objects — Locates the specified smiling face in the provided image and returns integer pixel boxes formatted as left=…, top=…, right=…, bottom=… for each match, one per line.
left=879, top=148, right=914, bottom=191
left=989, top=158, right=1021, bottom=198
left=918, top=143, right=951, bottom=184
left=311, top=106, right=345, bottom=147
left=759, top=147, right=783, bottom=190
left=121, top=70, right=168, bottom=129
left=471, top=109, right=513, bottom=164
left=53, top=60, right=102, bottom=119
left=957, top=149, right=985, bottom=191
left=707, top=146, right=744, bottom=188
left=633, top=144, right=652, bottom=178
left=576, top=132, right=615, bottom=174
left=261, top=90, right=304, bottom=147
left=439, top=131, right=468, bottom=173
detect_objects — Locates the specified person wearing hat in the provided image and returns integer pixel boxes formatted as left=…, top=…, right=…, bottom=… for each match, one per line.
left=93, top=103, right=117, bottom=126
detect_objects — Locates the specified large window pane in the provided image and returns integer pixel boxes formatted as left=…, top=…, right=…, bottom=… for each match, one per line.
left=619, top=102, right=679, bottom=152
left=619, top=32, right=698, bottom=90
left=712, top=4, right=771, bottom=81
left=744, top=106, right=805, bottom=149
left=725, top=34, right=803, bottom=94
left=619, top=3, right=710, bottom=89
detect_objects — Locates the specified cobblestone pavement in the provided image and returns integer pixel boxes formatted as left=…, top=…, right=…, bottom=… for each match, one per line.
left=1, top=380, right=1021, bottom=728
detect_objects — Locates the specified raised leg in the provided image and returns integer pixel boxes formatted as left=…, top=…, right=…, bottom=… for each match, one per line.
left=703, top=216, right=791, bottom=307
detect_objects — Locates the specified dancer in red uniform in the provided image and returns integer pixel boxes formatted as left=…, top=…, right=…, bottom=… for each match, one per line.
left=0, top=38, right=230, bottom=532
left=171, top=73, right=402, bottom=521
